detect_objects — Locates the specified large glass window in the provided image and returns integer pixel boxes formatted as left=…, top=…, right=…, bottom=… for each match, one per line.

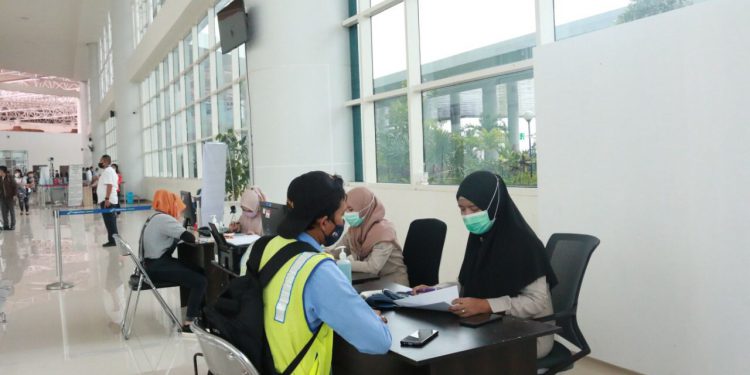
left=197, top=16, right=211, bottom=56
left=184, top=32, right=194, bottom=66
left=188, top=143, right=198, bottom=178
left=200, top=99, right=212, bottom=138
left=176, top=145, right=185, bottom=178
left=422, top=70, right=536, bottom=186
left=185, top=68, right=195, bottom=105
left=375, top=96, right=410, bottom=183
left=98, top=13, right=113, bottom=100
left=199, top=57, right=212, bottom=99
left=216, top=49, right=233, bottom=89
left=186, top=105, right=196, bottom=141
left=139, top=5, right=249, bottom=179
left=554, top=0, right=697, bottom=40
left=371, top=3, right=406, bottom=94
left=218, top=89, right=233, bottom=134
left=104, top=117, right=117, bottom=161
left=419, top=0, right=535, bottom=82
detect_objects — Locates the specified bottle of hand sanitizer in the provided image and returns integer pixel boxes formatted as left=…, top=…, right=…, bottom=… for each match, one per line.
left=337, top=251, right=352, bottom=283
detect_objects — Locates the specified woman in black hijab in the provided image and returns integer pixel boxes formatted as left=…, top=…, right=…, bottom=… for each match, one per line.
left=416, top=171, right=557, bottom=358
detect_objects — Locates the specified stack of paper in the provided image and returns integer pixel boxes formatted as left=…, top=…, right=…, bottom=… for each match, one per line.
left=394, top=286, right=458, bottom=312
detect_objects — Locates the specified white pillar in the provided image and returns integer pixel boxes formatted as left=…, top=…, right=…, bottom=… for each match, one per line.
left=110, top=0, right=145, bottom=197
left=87, top=42, right=105, bottom=166
left=242, top=0, right=352, bottom=203
left=78, top=81, right=93, bottom=167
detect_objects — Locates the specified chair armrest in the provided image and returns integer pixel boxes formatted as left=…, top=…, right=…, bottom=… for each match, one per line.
left=534, top=310, right=575, bottom=322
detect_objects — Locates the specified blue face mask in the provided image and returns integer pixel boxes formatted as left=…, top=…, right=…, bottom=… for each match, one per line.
left=324, top=223, right=345, bottom=246
left=343, top=211, right=363, bottom=227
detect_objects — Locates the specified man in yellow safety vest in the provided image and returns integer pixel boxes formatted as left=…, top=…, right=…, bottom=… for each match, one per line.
left=259, top=171, right=391, bottom=375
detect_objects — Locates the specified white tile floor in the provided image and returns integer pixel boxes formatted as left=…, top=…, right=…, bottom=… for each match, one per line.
left=0, top=206, right=635, bottom=374
left=0, top=207, right=206, bottom=375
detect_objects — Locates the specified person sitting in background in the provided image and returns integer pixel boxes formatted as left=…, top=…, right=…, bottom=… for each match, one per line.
left=141, top=189, right=206, bottom=331
left=336, top=187, right=409, bottom=285
left=229, top=186, right=266, bottom=235
left=412, top=171, right=558, bottom=359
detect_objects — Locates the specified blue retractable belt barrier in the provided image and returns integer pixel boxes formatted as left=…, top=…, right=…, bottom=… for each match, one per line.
left=57, top=205, right=152, bottom=216
left=47, top=204, right=153, bottom=291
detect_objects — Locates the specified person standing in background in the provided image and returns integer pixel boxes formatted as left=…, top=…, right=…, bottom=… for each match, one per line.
left=0, top=167, right=18, bottom=230
left=25, top=171, right=35, bottom=207
left=91, top=167, right=99, bottom=206
left=14, top=169, right=28, bottom=216
left=111, top=163, right=123, bottom=213
left=85, top=168, right=93, bottom=185
left=97, top=155, right=119, bottom=247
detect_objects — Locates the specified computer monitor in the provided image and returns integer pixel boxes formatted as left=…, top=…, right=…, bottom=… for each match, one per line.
left=259, top=201, right=288, bottom=236
left=181, top=191, right=197, bottom=228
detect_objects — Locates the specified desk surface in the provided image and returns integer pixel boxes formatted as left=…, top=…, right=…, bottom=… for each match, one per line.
left=354, top=280, right=560, bottom=366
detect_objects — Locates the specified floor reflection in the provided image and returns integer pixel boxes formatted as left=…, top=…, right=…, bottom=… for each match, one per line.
left=0, top=207, right=205, bottom=374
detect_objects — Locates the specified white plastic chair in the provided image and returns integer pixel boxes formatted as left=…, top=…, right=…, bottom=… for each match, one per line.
left=191, top=319, right=260, bottom=375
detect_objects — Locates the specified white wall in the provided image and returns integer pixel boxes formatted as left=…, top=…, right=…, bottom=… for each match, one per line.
left=111, top=0, right=145, bottom=197
left=361, top=184, right=538, bottom=283
left=535, top=1, right=750, bottom=373
left=244, top=0, right=354, bottom=204
left=143, top=177, right=202, bottom=202
left=0, top=131, right=83, bottom=167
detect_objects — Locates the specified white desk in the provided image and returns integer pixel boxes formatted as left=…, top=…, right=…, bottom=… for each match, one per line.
left=226, top=234, right=260, bottom=247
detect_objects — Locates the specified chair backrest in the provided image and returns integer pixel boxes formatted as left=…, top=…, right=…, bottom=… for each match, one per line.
left=401, top=218, right=447, bottom=287
left=115, top=234, right=151, bottom=283
left=545, top=233, right=599, bottom=356
left=191, top=319, right=260, bottom=375
left=545, top=233, right=599, bottom=315
left=209, top=222, right=230, bottom=249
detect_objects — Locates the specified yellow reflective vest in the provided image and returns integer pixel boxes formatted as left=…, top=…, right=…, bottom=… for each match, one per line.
left=261, top=236, right=334, bottom=375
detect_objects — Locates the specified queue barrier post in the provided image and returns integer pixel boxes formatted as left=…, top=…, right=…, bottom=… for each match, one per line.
left=45, top=205, right=153, bottom=291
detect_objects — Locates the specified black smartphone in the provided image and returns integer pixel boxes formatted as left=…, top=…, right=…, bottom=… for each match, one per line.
left=459, top=313, right=504, bottom=328
left=400, top=329, right=439, bottom=347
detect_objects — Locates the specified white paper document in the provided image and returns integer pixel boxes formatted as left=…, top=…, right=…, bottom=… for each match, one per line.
left=227, top=234, right=260, bottom=246
left=394, top=286, right=459, bottom=312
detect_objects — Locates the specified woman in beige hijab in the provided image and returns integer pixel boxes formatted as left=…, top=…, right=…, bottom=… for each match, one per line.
left=339, top=187, right=409, bottom=285
left=230, top=186, right=266, bottom=235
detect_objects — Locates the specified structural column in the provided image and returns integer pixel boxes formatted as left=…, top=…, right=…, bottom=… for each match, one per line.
left=110, top=0, right=145, bottom=198
left=242, top=0, right=352, bottom=202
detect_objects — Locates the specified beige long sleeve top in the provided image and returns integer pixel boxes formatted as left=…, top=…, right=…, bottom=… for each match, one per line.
left=484, top=276, right=555, bottom=358
left=340, top=232, right=410, bottom=286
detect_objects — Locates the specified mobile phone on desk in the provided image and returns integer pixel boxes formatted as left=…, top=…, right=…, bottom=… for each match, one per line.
left=400, top=329, right=438, bottom=347
left=459, top=313, right=503, bottom=328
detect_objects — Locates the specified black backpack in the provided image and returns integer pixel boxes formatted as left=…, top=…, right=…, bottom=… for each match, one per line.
left=203, top=236, right=322, bottom=375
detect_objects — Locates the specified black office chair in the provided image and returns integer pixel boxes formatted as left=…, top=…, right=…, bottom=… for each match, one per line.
left=401, top=218, right=447, bottom=287
left=536, top=233, right=600, bottom=374
left=209, top=223, right=245, bottom=274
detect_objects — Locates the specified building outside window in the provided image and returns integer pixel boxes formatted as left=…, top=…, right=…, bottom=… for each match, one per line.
left=346, top=0, right=706, bottom=187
